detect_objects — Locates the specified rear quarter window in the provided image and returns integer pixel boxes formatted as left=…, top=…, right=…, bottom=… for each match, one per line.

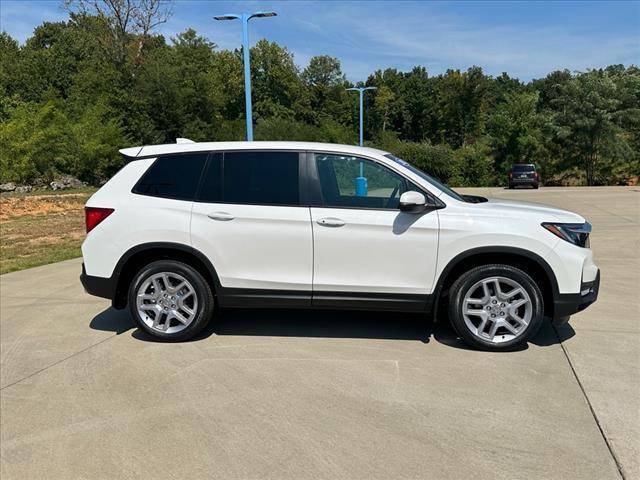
left=132, top=153, right=208, bottom=200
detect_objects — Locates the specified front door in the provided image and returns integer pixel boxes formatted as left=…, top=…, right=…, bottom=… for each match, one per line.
left=309, top=153, right=439, bottom=309
left=191, top=151, right=313, bottom=305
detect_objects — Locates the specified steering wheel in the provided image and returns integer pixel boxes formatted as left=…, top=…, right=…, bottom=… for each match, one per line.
left=386, top=184, right=401, bottom=209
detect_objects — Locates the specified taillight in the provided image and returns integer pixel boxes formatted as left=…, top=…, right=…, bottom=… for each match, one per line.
left=508, top=172, right=513, bottom=179
left=85, top=207, right=114, bottom=233
left=534, top=172, right=539, bottom=180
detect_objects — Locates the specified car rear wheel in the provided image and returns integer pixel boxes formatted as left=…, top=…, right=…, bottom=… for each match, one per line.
left=128, top=260, right=214, bottom=341
left=448, top=264, right=544, bottom=351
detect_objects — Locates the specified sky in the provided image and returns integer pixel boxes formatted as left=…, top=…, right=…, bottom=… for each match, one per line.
left=1, top=0, right=639, bottom=81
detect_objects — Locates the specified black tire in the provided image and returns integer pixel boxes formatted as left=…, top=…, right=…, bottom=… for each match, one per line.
left=532, top=184, right=539, bottom=189
left=128, top=260, right=214, bottom=341
left=508, top=184, right=514, bottom=189
left=448, top=264, right=544, bottom=351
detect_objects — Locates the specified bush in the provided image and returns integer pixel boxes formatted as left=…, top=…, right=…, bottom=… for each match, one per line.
left=0, top=100, right=128, bottom=185
left=452, top=141, right=496, bottom=187
left=254, top=117, right=353, bottom=144
left=374, top=132, right=458, bottom=184
left=0, top=101, right=74, bottom=183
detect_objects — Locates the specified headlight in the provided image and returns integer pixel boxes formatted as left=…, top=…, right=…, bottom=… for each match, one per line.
left=542, top=222, right=591, bottom=248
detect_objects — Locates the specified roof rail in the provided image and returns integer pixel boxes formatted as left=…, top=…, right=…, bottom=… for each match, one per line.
left=176, top=138, right=196, bottom=144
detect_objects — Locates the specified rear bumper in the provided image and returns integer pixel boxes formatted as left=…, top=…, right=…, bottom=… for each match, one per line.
left=552, top=270, right=600, bottom=326
left=510, top=179, right=538, bottom=185
left=80, top=263, right=116, bottom=300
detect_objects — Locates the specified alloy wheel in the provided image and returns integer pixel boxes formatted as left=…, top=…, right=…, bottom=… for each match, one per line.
left=461, top=276, right=533, bottom=344
left=135, top=272, right=198, bottom=334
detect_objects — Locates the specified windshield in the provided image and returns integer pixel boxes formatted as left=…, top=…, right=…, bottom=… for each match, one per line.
left=385, top=154, right=466, bottom=202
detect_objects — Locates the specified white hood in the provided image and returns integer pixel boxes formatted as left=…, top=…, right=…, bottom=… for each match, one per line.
left=478, top=198, right=586, bottom=223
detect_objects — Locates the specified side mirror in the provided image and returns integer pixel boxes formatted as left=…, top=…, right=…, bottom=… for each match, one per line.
left=399, top=191, right=427, bottom=213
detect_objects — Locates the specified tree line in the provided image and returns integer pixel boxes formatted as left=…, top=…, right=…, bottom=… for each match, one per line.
left=1, top=1, right=638, bottom=187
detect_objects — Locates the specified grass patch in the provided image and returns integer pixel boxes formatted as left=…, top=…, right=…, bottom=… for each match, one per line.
left=0, top=189, right=96, bottom=274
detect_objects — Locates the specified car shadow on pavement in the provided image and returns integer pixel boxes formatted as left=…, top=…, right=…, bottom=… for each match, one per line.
left=211, top=309, right=436, bottom=343
left=532, top=322, right=576, bottom=346
left=89, top=307, right=134, bottom=335
left=90, top=307, right=573, bottom=351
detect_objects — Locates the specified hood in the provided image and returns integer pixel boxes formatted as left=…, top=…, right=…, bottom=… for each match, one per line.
left=477, top=198, right=586, bottom=223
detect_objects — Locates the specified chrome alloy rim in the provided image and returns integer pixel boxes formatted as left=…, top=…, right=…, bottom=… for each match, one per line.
left=136, top=272, right=198, bottom=334
left=462, top=276, right=533, bottom=344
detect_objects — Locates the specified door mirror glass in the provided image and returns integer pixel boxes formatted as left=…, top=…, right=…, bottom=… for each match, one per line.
left=399, top=191, right=427, bottom=213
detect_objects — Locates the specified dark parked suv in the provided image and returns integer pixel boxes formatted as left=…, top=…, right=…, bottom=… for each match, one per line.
left=508, top=164, right=539, bottom=189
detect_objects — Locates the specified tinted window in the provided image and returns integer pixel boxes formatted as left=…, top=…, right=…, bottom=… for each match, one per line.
left=221, top=151, right=299, bottom=205
left=133, top=153, right=208, bottom=200
left=198, top=153, right=223, bottom=202
left=512, top=164, right=535, bottom=172
left=315, top=154, right=409, bottom=209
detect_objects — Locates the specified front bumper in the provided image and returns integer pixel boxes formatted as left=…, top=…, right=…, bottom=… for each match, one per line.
left=552, top=270, right=600, bottom=326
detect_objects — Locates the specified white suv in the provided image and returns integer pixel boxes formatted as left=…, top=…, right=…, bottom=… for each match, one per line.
left=80, top=141, right=599, bottom=350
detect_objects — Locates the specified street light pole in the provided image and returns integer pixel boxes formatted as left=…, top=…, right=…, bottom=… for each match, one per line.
left=346, top=86, right=377, bottom=146
left=240, top=13, right=253, bottom=141
left=346, top=86, right=376, bottom=196
left=214, top=11, right=277, bottom=141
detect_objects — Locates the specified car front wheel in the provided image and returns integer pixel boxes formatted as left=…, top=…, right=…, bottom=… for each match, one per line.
left=448, top=264, right=544, bottom=351
left=128, top=260, right=214, bottom=341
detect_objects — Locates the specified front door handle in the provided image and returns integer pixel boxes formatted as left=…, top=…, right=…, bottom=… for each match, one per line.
left=316, top=217, right=345, bottom=227
left=207, top=211, right=234, bottom=221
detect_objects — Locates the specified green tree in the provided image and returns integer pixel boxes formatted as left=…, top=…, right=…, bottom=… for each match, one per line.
left=374, top=85, right=395, bottom=132
left=0, top=101, right=75, bottom=183
left=2, top=6, right=639, bottom=189
left=487, top=91, right=547, bottom=174
left=302, top=55, right=349, bottom=124
left=548, top=70, right=636, bottom=185
left=250, top=40, right=306, bottom=121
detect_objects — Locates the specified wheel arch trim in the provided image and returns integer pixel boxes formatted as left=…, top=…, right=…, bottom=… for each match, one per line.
left=432, top=246, right=560, bottom=317
left=112, top=242, right=222, bottom=308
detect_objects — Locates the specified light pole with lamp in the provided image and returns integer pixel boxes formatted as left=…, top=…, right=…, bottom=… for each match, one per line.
left=346, top=86, right=376, bottom=196
left=346, top=86, right=377, bottom=147
left=214, top=11, right=277, bottom=141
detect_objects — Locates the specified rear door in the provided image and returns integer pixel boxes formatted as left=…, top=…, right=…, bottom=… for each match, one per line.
left=308, top=152, right=439, bottom=309
left=191, top=151, right=312, bottom=305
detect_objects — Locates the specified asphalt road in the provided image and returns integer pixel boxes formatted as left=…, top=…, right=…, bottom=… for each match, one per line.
left=1, top=186, right=638, bottom=480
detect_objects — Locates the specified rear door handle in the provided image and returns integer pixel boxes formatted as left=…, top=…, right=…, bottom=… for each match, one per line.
left=207, top=211, right=234, bottom=221
left=316, top=217, right=345, bottom=227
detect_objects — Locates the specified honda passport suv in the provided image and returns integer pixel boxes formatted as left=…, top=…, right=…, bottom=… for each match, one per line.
left=80, top=141, right=599, bottom=350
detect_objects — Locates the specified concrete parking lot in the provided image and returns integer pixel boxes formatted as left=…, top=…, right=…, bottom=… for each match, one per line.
left=1, top=186, right=638, bottom=480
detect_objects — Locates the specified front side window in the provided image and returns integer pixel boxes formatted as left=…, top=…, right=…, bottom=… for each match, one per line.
left=133, top=153, right=208, bottom=200
left=315, top=154, right=409, bottom=209
left=198, top=151, right=300, bottom=206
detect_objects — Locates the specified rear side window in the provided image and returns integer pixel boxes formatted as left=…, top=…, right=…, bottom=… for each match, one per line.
left=199, top=151, right=299, bottom=206
left=133, top=153, right=208, bottom=200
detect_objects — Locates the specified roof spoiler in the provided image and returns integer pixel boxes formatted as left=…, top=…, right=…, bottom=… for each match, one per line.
left=119, top=138, right=195, bottom=160
left=119, top=146, right=143, bottom=159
